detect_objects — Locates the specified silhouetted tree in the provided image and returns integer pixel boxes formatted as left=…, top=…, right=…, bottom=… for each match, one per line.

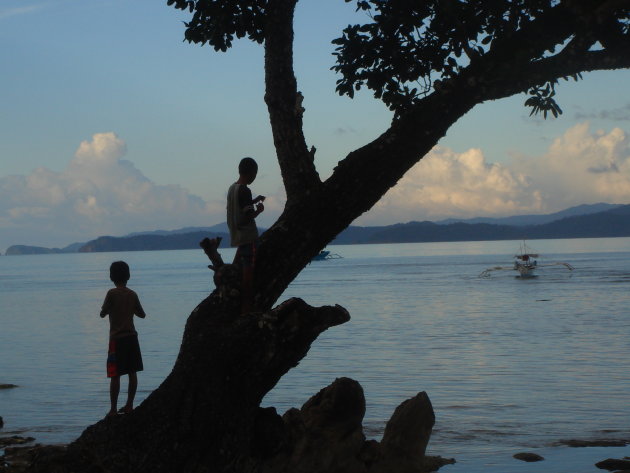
left=172, top=0, right=630, bottom=310
left=27, top=1, right=630, bottom=472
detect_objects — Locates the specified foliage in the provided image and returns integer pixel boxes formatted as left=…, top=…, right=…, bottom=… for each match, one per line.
left=168, top=1, right=630, bottom=119
left=331, top=0, right=629, bottom=116
left=524, top=79, right=566, bottom=118
left=167, top=0, right=266, bottom=51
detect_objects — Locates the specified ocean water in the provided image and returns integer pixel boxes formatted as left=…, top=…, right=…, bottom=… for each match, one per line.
left=1, top=238, right=630, bottom=472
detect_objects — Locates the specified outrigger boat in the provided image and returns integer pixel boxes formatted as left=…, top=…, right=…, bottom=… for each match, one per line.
left=513, top=248, right=538, bottom=277
left=481, top=242, right=574, bottom=278
left=311, top=249, right=343, bottom=261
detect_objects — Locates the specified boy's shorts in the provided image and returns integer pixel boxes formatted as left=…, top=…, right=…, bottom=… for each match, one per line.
left=237, top=241, right=258, bottom=269
left=107, top=334, right=143, bottom=378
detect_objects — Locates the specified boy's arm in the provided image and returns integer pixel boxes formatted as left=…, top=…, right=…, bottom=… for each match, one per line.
left=99, top=292, right=111, bottom=318
left=135, top=294, right=146, bottom=319
left=254, top=201, right=264, bottom=217
left=238, top=186, right=257, bottom=221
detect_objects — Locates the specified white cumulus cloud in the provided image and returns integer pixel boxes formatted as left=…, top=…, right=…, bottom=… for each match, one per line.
left=358, top=123, right=630, bottom=225
left=3, top=124, right=630, bottom=251
left=512, top=123, right=630, bottom=207
left=0, top=133, right=223, bottom=251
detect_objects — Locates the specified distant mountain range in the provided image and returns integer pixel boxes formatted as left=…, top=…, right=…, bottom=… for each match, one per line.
left=4, top=203, right=628, bottom=255
left=434, top=202, right=618, bottom=226
left=333, top=204, right=630, bottom=244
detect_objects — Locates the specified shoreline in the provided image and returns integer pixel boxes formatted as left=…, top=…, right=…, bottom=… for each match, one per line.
left=2, top=432, right=629, bottom=473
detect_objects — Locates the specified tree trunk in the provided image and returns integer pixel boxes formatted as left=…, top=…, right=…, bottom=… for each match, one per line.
left=28, top=294, right=349, bottom=473
left=26, top=43, right=478, bottom=471
left=25, top=66, right=478, bottom=473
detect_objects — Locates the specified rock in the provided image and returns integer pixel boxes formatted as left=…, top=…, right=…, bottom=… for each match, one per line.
left=0, top=385, right=18, bottom=390
left=258, top=379, right=452, bottom=473
left=263, top=377, right=368, bottom=473
left=421, top=455, right=456, bottom=471
left=0, top=416, right=3, bottom=428
left=513, top=452, right=544, bottom=462
left=1, top=444, right=66, bottom=473
left=0, top=437, right=35, bottom=448
left=562, top=439, right=629, bottom=447
left=300, top=377, right=366, bottom=436
left=596, top=458, right=630, bottom=471
left=381, top=392, right=435, bottom=458
left=371, top=391, right=439, bottom=473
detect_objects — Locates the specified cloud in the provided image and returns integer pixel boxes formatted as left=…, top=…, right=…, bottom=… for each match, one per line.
left=0, top=5, right=45, bottom=20
left=334, top=126, right=358, bottom=135
left=0, top=133, right=224, bottom=250
left=357, top=123, right=630, bottom=225
left=357, top=147, right=543, bottom=225
left=575, top=104, right=630, bottom=122
left=512, top=122, right=630, bottom=207
left=3, top=124, right=630, bottom=250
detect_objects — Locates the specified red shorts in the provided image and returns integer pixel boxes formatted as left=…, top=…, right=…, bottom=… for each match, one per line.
left=107, top=334, right=143, bottom=378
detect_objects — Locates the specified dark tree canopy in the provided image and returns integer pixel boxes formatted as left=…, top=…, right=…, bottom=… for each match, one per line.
left=171, top=0, right=630, bottom=119
left=25, top=2, right=630, bottom=473
left=332, top=0, right=630, bottom=115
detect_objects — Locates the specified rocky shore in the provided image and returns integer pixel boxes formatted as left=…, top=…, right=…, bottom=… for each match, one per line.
left=1, top=441, right=66, bottom=473
left=2, top=424, right=630, bottom=472
left=3, top=379, right=630, bottom=473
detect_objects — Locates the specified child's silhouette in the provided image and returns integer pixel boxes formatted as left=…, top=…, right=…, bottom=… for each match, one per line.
left=226, top=157, right=265, bottom=314
left=100, top=261, right=146, bottom=417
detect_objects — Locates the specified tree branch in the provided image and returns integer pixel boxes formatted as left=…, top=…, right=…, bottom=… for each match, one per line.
left=315, top=0, right=630, bottom=242
left=264, top=0, right=321, bottom=203
left=254, top=0, right=630, bottom=309
left=533, top=47, right=630, bottom=78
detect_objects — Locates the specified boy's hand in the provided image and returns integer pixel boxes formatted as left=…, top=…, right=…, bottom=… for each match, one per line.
left=254, top=195, right=266, bottom=204
left=255, top=202, right=265, bottom=215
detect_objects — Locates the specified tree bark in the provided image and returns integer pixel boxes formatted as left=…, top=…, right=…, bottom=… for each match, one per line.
left=264, top=0, right=321, bottom=202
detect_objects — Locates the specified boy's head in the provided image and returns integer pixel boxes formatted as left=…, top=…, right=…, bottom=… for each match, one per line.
left=110, top=261, right=130, bottom=285
left=238, top=157, right=258, bottom=183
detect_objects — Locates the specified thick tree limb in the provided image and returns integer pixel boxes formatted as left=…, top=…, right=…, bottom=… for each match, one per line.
left=252, top=1, right=630, bottom=311
left=264, top=0, right=321, bottom=202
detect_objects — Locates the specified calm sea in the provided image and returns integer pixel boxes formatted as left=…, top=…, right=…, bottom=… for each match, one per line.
left=1, top=238, right=630, bottom=473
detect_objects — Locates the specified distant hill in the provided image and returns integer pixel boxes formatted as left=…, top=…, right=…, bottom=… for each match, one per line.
left=436, top=203, right=621, bottom=226
left=332, top=204, right=630, bottom=244
left=78, top=231, right=229, bottom=253
left=5, top=242, right=84, bottom=256
left=126, top=223, right=229, bottom=237
left=5, top=245, right=64, bottom=256
left=5, top=203, right=629, bottom=254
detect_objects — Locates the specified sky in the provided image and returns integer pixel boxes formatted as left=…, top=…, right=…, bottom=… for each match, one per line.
left=2, top=0, right=630, bottom=252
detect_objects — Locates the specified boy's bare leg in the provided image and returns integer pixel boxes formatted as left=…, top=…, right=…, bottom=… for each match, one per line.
left=120, top=372, right=137, bottom=413
left=108, top=376, right=120, bottom=416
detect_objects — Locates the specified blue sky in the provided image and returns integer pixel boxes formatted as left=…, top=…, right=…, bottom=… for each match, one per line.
left=2, top=0, right=630, bottom=251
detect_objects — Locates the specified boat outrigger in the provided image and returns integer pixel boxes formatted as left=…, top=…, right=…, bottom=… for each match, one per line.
left=481, top=242, right=574, bottom=278
left=311, top=249, right=343, bottom=261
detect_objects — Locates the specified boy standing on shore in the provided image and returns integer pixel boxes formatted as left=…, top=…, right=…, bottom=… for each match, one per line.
left=100, top=261, right=146, bottom=417
left=227, top=157, right=265, bottom=314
